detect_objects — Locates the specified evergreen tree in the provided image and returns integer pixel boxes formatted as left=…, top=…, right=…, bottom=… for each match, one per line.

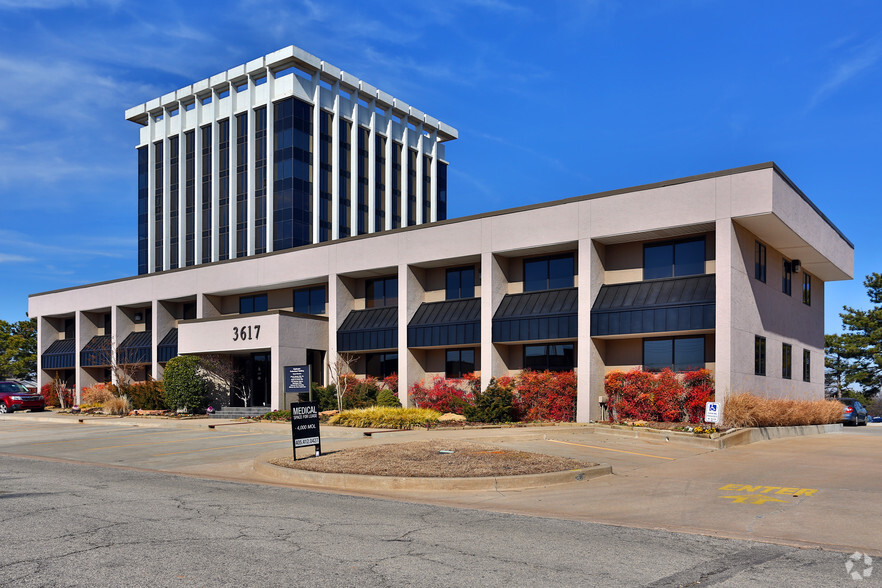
left=0, top=317, right=37, bottom=380
left=827, top=273, right=882, bottom=398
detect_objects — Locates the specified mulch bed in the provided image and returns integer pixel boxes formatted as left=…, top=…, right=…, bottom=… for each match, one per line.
left=271, top=440, right=593, bottom=478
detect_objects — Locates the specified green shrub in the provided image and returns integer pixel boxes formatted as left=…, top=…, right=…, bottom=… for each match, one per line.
left=342, top=377, right=381, bottom=409
left=163, top=356, right=208, bottom=412
left=375, top=388, right=402, bottom=408
left=261, top=409, right=291, bottom=421
left=328, top=407, right=440, bottom=429
left=465, top=378, right=514, bottom=423
left=312, top=382, right=338, bottom=411
left=121, top=381, right=167, bottom=410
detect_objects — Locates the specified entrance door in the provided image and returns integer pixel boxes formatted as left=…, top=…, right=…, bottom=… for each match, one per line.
left=231, top=352, right=271, bottom=407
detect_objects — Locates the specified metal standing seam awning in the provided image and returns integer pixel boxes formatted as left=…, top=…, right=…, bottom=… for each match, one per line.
left=158, top=328, right=178, bottom=363
left=337, top=306, right=398, bottom=352
left=80, top=335, right=112, bottom=367
left=492, top=287, right=578, bottom=343
left=41, top=339, right=76, bottom=370
left=590, top=274, right=715, bottom=337
left=117, top=331, right=152, bottom=365
left=408, top=298, right=481, bottom=348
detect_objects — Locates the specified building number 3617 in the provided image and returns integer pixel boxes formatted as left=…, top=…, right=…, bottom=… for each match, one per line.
left=233, top=325, right=260, bottom=341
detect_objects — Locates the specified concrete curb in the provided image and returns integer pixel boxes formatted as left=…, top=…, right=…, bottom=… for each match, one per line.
left=581, top=423, right=844, bottom=449
left=252, top=449, right=612, bottom=491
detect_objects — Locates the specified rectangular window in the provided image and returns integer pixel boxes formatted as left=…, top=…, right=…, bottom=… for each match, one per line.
left=755, top=241, right=766, bottom=282
left=782, top=343, right=792, bottom=379
left=365, top=276, right=398, bottom=308
left=803, top=349, right=810, bottom=382
left=235, top=113, right=248, bottom=258
left=239, top=294, right=268, bottom=314
left=524, top=253, right=575, bottom=292
left=407, top=148, right=417, bottom=226
left=391, top=142, right=402, bottom=229
left=338, top=119, right=351, bottom=238
left=782, top=260, right=792, bottom=295
left=643, top=336, right=705, bottom=372
left=293, top=286, right=326, bottom=315
left=185, top=130, right=195, bottom=266
left=218, top=119, right=230, bottom=261
left=755, top=336, right=766, bottom=376
left=273, top=97, right=313, bottom=251
left=437, top=161, right=447, bottom=221
left=524, top=343, right=575, bottom=372
left=802, top=273, right=812, bottom=305
left=446, top=348, right=476, bottom=378
left=423, top=154, right=432, bottom=222
left=375, top=134, right=386, bottom=232
left=318, top=110, right=332, bottom=242
left=446, top=266, right=475, bottom=300
left=366, top=352, right=398, bottom=378
left=153, top=141, right=163, bottom=272
left=357, top=127, right=369, bottom=235
left=169, top=135, right=179, bottom=269
left=643, top=237, right=705, bottom=280
left=254, top=107, right=267, bottom=254
left=137, top=146, right=148, bottom=275
left=200, top=125, right=212, bottom=264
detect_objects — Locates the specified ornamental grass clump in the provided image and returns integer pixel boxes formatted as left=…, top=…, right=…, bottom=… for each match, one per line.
left=722, top=393, right=843, bottom=428
left=103, top=396, right=131, bottom=415
left=328, top=407, right=440, bottom=429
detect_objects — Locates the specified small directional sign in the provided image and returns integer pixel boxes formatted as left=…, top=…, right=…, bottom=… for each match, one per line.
left=705, top=402, right=720, bottom=423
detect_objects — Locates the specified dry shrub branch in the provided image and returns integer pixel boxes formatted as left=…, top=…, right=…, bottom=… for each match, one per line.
left=723, top=393, right=843, bottom=428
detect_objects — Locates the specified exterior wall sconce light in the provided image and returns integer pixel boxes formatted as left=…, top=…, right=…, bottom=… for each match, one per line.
left=792, top=260, right=801, bottom=273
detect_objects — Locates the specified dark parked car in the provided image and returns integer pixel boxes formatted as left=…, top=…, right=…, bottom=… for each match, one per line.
left=840, top=398, right=868, bottom=426
left=0, top=381, right=45, bottom=413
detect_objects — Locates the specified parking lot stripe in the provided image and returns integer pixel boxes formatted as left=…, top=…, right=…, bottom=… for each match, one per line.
left=546, top=439, right=676, bottom=460
left=151, top=439, right=289, bottom=456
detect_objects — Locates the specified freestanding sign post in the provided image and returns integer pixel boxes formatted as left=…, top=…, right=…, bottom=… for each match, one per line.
left=284, top=365, right=310, bottom=400
left=290, top=401, right=321, bottom=460
left=704, top=401, right=720, bottom=424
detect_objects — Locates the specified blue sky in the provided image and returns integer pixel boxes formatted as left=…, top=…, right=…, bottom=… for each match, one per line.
left=0, top=0, right=879, bottom=333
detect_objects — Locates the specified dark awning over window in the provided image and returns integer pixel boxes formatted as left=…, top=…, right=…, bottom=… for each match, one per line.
left=590, top=275, right=715, bottom=336
left=158, top=328, right=178, bottom=363
left=492, top=288, right=578, bottom=343
left=408, top=298, right=480, bottom=348
left=117, top=331, right=152, bottom=365
left=80, top=335, right=111, bottom=367
left=41, top=339, right=75, bottom=370
left=337, top=307, right=398, bottom=352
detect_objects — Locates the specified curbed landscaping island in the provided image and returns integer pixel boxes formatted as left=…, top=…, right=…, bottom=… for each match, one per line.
left=270, top=440, right=593, bottom=478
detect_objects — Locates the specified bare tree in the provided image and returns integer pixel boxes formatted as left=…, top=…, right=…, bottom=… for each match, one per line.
left=198, top=354, right=242, bottom=407
left=329, top=352, right=358, bottom=411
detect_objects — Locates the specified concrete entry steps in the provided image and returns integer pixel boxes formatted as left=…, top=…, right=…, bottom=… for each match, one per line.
left=209, top=406, right=271, bottom=419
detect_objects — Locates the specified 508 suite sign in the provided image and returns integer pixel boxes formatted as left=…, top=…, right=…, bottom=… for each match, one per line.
left=290, top=401, right=321, bottom=460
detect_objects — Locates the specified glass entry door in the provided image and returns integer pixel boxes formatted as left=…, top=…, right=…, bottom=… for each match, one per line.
left=232, top=352, right=271, bottom=407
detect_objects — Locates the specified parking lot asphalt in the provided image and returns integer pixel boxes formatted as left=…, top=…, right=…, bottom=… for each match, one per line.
left=2, top=412, right=880, bottom=557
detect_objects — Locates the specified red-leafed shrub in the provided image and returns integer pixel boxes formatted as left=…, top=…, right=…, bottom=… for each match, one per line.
left=41, top=382, right=74, bottom=408
left=382, top=374, right=398, bottom=394
left=605, top=368, right=715, bottom=423
left=513, top=370, right=577, bottom=422
left=409, top=374, right=479, bottom=414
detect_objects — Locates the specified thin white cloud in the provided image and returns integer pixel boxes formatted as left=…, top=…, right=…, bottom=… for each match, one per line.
left=807, top=40, right=881, bottom=111
left=0, top=253, right=34, bottom=263
left=0, top=0, right=121, bottom=9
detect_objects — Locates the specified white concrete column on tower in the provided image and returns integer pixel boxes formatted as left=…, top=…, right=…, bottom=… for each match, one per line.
left=430, top=130, right=438, bottom=222
left=311, top=73, right=321, bottom=244
left=178, top=110, right=186, bottom=267
left=162, top=118, right=171, bottom=271
left=415, top=123, right=424, bottom=224
left=715, top=217, right=735, bottom=407
left=266, top=72, right=275, bottom=252
left=384, top=116, right=393, bottom=231
left=210, top=99, right=220, bottom=262
left=350, top=100, right=359, bottom=234
left=73, top=312, right=84, bottom=405
left=146, top=116, right=157, bottom=274
left=331, top=81, right=340, bottom=240
left=194, top=100, right=203, bottom=265
left=367, top=98, right=376, bottom=232
left=401, top=123, right=409, bottom=226
left=246, top=94, right=256, bottom=257
left=227, top=97, right=236, bottom=259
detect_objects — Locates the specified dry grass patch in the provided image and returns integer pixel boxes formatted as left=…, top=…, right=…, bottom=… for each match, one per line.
left=103, top=396, right=131, bottom=415
left=723, top=393, right=843, bottom=428
left=271, top=440, right=592, bottom=477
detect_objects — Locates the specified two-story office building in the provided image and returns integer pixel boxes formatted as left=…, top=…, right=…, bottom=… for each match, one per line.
left=28, top=46, right=854, bottom=421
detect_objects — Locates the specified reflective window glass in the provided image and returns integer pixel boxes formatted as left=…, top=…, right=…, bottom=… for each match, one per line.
left=674, top=239, right=705, bottom=277
left=524, top=253, right=574, bottom=292
left=643, top=243, right=673, bottom=280
left=524, top=343, right=575, bottom=372
left=446, top=266, right=475, bottom=300
left=445, top=348, right=476, bottom=378
left=240, top=294, right=267, bottom=314
left=644, top=336, right=705, bottom=372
